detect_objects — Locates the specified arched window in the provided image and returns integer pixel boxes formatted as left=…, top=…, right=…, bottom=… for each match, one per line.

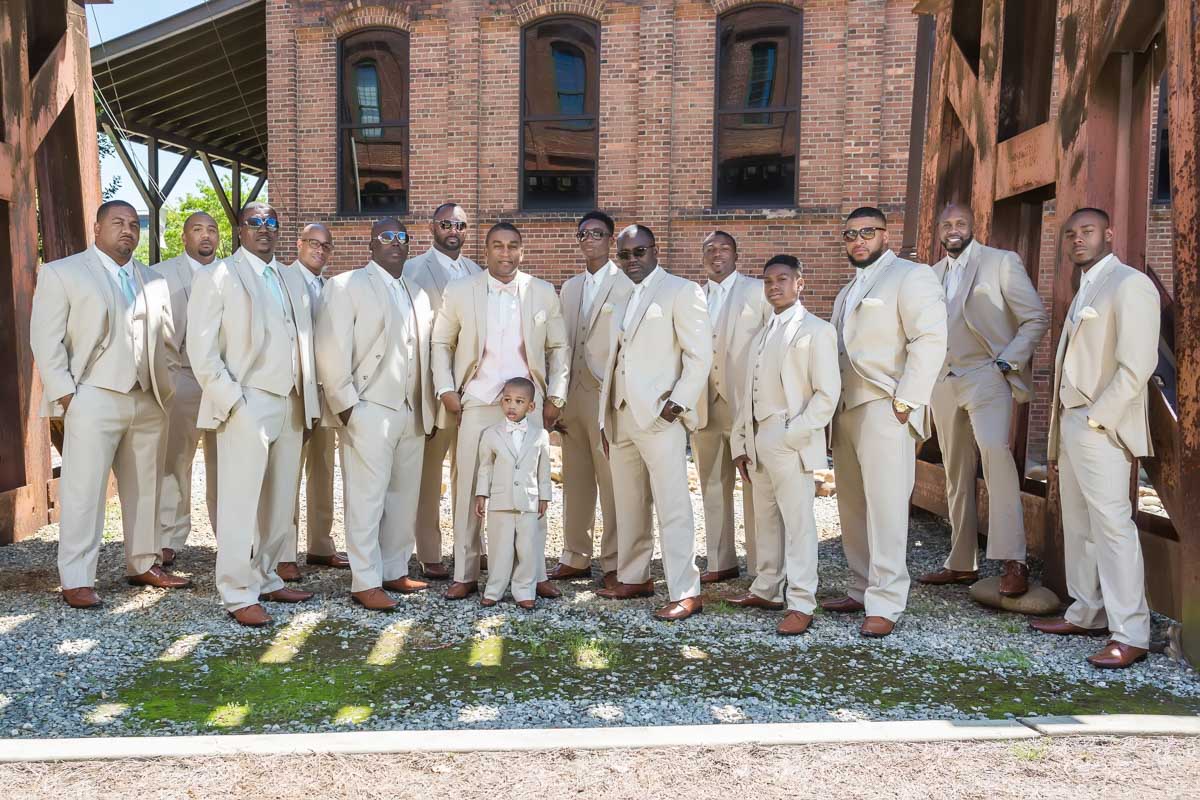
left=715, top=6, right=802, bottom=208
left=339, top=28, right=409, bottom=214
left=521, top=17, right=600, bottom=210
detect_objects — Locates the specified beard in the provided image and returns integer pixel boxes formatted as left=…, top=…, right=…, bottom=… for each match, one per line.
left=940, top=234, right=972, bottom=257
left=847, top=249, right=886, bottom=269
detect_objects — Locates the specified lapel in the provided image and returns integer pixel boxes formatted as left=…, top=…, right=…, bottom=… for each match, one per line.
left=832, top=283, right=850, bottom=331
left=783, top=306, right=807, bottom=347
left=952, top=245, right=982, bottom=314
left=850, top=256, right=891, bottom=315
left=513, top=426, right=537, bottom=463
left=720, top=273, right=752, bottom=346
left=229, top=249, right=267, bottom=354
left=83, top=248, right=119, bottom=348
left=585, top=265, right=616, bottom=335
left=931, top=255, right=949, bottom=283
left=1068, top=259, right=1120, bottom=338
left=365, top=265, right=396, bottom=343
left=626, top=270, right=664, bottom=340
left=427, top=250, right=451, bottom=297
left=516, top=272, right=534, bottom=351
left=472, top=271, right=489, bottom=353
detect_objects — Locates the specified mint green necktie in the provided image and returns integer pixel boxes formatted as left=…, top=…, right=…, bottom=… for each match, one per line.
left=263, top=263, right=286, bottom=312
left=118, top=267, right=136, bottom=306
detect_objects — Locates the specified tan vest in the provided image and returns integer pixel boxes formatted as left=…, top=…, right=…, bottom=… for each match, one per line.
left=612, top=336, right=630, bottom=410
left=1057, top=327, right=1089, bottom=409
left=244, top=275, right=300, bottom=397
left=709, top=299, right=733, bottom=402
left=570, top=307, right=602, bottom=393
left=83, top=273, right=150, bottom=394
left=942, top=286, right=995, bottom=377
left=362, top=301, right=420, bottom=421
left=837, top=326, right=889, bottom=409
left=751, top=329, right=788, bottom=422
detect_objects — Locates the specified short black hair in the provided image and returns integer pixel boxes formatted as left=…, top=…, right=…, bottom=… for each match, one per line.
left=432, top=202, right=462, bottom=219
left=846, top=206, right=887, bottom=226
left=96, top=199, right=137, bottom=223
left=502, top=376, right=536, bottom=400
left=1067, top=207, right=1111, bottom=227
left=617, top=224, right=656, bottom=245
left=578, top=210, right=615, bottom=236
left=486, top=222, right=522, bottom=243
left=763, top=254, right=801, bottom=273
left=705, top=230, right=738, bottom=251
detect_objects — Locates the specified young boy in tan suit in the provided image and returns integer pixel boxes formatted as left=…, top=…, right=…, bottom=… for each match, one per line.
left=474, top=378, right=553, bottom=609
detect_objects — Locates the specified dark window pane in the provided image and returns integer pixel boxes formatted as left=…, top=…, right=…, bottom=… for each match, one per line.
left=523, top=20, right=599, bottom=118
left=356, top=62, right=382, bottom=136
left=340, top=29, right=409, bottom=126
left=716, top=111, right=798, bottom=207
left=523, top=120, right=597, bottom=209
left=1153, top=75, right=1171, bottom=204
left=718, top=7, right=800, bottom=113
left=553, top=44, right=587, bottom=115
left=340, top=126, right=408, bottom=214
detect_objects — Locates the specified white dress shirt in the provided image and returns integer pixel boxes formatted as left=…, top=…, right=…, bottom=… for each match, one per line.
left=845, top=249, right=895, bottom=312
left=507, top=418, right=528, bottom=452
left=93, top=246, right=149, bottom=390
left=1069, top=253, right=1117, bottom=322
left=185, top=253, right=207, bottom=273
left=582, top=260, right=618, bottom=320
left=242, top=248, right=299, bottom=384
left=462, top=274, right=531, bottom=404
left=759, top=301, right=805, bottom=352
left=367, top=260, right=413, bottom=337
left=434, top=248, right=469, bottom=283
left=706, top=270, right=739, bottom=321
left=622, top=266, right=664, bottom=331
left=942, top=239, right=975, bottom=301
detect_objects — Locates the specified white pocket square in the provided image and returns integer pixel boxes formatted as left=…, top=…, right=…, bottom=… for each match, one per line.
left=741, top=305, right=757, bottom=317
left=973, top=283, right=991, bottom=293
left=645, top=303, right=663, bottom=320
left=1078, top=306, right=1099, bottom=321
left=861, top=297, right=884, bottom=308
left=793, top=334, right=812, bottom=348
left=601, top=302, right=614, bottom=314
left=534, top=310, right=547, bottom=325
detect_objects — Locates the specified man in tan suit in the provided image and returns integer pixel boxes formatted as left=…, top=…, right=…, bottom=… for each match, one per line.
left=188, top=203, right=322, bottom=626
left=693, top=231, right=770, bottom=583
left=596, top=225, right=712, bottom=621
left=403, top=203, right=483, bottom=579
left=730, top=255, right=840, bottom=635
left=432, top=222, right=569, bottom=600
left=822, top=207, right=947, bottom=637
left=547, top=211, right=632, bottom=589
left=315, top=219, right=434, bottom=611
left=277, top=223, right=349, bottom=580
left=31, top=200, right=190, bottom=608
left=152, top=212, right=219, bottom=568
left=918, top=204, right=1049, bottom=596
left=1031, top=208, right=1159, bottom=670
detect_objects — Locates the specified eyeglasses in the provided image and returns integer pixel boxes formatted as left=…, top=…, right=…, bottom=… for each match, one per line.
left=436, top=220, right=468, bottom=232
left=242, top=216, right=279, bottom=231
left=301, top=238, right=334, bottom=253
left=842, top=226, right=884, bottom=242
left=616, top=246, right=652, bottom=260
left=376, top=231, right=409, bottom=244
left=576, top=229, right=608, bottom=242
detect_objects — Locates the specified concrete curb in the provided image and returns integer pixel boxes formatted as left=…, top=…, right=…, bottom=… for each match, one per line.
left=0, top=715, right=1191, bottom=763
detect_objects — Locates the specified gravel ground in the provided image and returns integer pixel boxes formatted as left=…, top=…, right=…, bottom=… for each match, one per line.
left=1, top=738, right=1198, bottom=799
left=0, top=449, right=1196, bottom=738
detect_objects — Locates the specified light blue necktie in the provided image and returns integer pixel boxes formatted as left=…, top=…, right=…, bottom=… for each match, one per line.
left=118, top=267, right=136, bottom=306
left=263, top=262, right=287, bottom=312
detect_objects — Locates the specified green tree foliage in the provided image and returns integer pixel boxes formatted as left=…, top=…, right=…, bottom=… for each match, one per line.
left=135, top=177, right=266, bottom=265
left=97, top=132, right=122, bottom=201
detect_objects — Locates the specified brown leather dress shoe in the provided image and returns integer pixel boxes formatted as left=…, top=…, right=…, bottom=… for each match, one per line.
left=819, top=595, right=865, bottom=613
left=860, top=616, right=895, bottom=638
left=161, top=547, right=176, bottom=568
left=654, top=596, right=703, bottom=621
left=699, top=567, right=740, bottom=584
left=600, top=571, right=618, bottom=591
left=421, top=562, right=450, bottom=580
left=915, top=568, right=979, bottom=586
left=229, top=604, right=272, bottom=627
left=725, top=592, right=785, bottom=611
left=351, top=588, right=399, bottom=611
left=547, top=562, right=591, bottom=580
left=127, top=565, right=193, bottom=589
left=998, top=561, right=1030, bottom=597
left=480, top=597, right=498, bottom=607
left=536, top=580, right=562, bottom=599
left=516, top=599, right=535, bottom=610
left=444, top=581, right=479, bottom=600
left=62, top=587, right=102, bottom=609
left=276, top=562, right=302, bottom=582
left=777, top=611, right=814, bottom=636
left=596, top=580, right=655, bottom=600
left=1087, top=640, right=1148, bottom=669
left=307, top=552, right=351, bottom=569
left=383, top=576, right=429, bottom=594
left=259, top=587, right=315, bottom=603
left=1029, top=617, right=1109, bottom=637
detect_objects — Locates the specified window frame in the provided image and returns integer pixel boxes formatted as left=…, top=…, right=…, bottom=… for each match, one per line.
left=519, top=15, right=601, bottom=211
left=1152, top=73, right=1171, bottom=206
left=712, top=4, right=804, bottom=210
left=336, top=27, right=411, bottom=217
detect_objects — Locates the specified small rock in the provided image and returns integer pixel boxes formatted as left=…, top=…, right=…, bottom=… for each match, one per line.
left=968, top=576, right=1062, bottom=615
left=816, top=482, right=836, bottom=498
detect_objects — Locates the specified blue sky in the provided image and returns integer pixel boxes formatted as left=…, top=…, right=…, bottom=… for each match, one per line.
left=88, top=1, right=240, bottom=213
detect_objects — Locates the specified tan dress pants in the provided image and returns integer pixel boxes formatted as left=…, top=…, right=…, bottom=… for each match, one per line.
left=58, top=385, right=165, bottom=588
left=159, top=367, right=217, bottom=550
left=484, top=510, right=543, bottom=602
left=281, top=424, right=338, bottom=562
left=558, top=377, right=618, bottom=572
left=415, top=415, right=458, bottom=564
left=692, top=393, right=756, bottom=575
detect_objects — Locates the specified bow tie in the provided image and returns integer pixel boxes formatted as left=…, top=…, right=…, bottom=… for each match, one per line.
left=492, top=282, right=518, bottom=296
left=506, top=420, right=527, bottom=433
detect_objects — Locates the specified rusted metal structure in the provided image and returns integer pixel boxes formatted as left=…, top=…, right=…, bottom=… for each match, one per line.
left=910, top=0, right=1199, bottom=666
left=0, top=1, right=103, bottom=544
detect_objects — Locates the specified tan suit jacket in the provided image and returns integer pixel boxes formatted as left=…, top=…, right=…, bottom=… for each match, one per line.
left=598, top=270, right=714, bottom=432
left=402, top=248, right=482, bottom=310
left=151, top=254, right=202, bottom=370
left=1048, top=258, right=1159, bottom=458
left=475, top=425, right=553, bottom=513
left=31, top=247, right=177, bottom=417
left=314, top=266, right=436, bottom=434
left=187, top=248, right=320, bottom=430
left=732, top=310, right=841, bottom=473
left=431, top=270, right=570, bottom=426
left=932, top=243, right=1048, bottom=403
left=560, top=265, right=634, bottom=384
left=832, top=252, right=947, bottom=438
left=705, top=272, right=771, bottom=419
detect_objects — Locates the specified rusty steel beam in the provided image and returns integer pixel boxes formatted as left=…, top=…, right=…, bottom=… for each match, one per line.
left=994, top=123, right=1057, bottom=200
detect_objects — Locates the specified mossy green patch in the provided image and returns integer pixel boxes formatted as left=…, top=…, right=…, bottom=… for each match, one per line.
left=100, top=619, right=1200, bottom=733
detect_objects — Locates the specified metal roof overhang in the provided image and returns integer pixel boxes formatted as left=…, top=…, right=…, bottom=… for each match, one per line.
left=90, top=0, right=267, bottom=175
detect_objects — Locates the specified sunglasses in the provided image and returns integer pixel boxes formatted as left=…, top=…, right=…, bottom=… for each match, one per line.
left=437, top=220, right=468, bottom=232
left=576, top=229, right=608, bottom=242
left=301, top=238, right=334, bottom=253
left=242, top=216, right=279, bottom=231
left=616, top=246, right=652, bottom=260
left=376, top=231, right=409, bottom=243
left=842, top=226, right=884, bottom=242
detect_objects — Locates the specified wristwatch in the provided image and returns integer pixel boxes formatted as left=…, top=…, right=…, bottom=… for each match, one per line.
left=548, top=395, right=565, bottom=409
left=892, top=399, right=912, bottom=415
left=1087, top=417, right=1105, bottom=431
left=996, top=359, right=1014, bottom=374
left=665, top=401, right=684, bottom=415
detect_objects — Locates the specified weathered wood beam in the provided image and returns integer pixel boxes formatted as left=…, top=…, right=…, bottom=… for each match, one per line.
left=1095, top=0, right=1166, bottom=68
left=29, top=32, right=76, bottom=150
left=0, top=143, right=14, bottom=201
left=969, top=0, right=1004, bottom=242
left=916, top=8, right=954, bottom=263
left=993, top=122, right=1057, bottom=200
left=944, top=40, right=982, bottom=152
left=245, top=174, right=266, bottom=205
left=101, top=120, right=156, bottom=210
left=199, top=151, right=238, bottom=234
left=160, top=148, right=196, bottom=198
